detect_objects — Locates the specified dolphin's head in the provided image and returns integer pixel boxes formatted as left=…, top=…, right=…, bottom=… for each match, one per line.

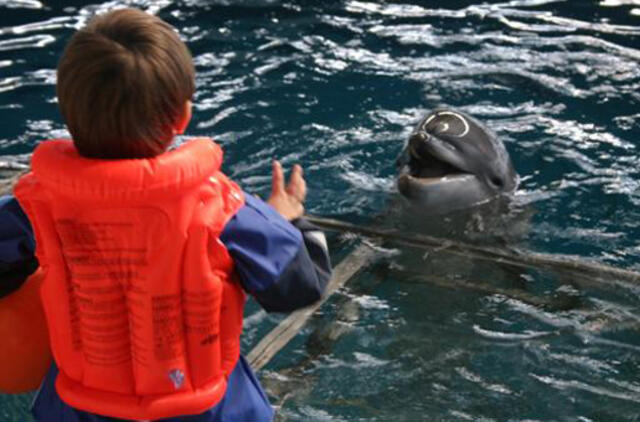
left=396, top=109, right=518, bottom=214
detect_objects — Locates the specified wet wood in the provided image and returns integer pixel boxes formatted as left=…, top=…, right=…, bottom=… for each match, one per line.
left=247, top=243, right=375, bottom=371
left=306, top=215, right=640, bottom=285
left=394, top=270, right=579, bottom=311
left=0, top=166, right=28, bottom=196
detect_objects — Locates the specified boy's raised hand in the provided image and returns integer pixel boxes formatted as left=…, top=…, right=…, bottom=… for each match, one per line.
left=267, top=160, right=307, bottom=221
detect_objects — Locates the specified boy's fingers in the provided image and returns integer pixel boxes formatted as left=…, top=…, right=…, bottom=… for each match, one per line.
left=271, top=160, right=284, bottom=195
left=287, top=164, right=307, bottom=202
left=293, top=198, right=305, bottom=219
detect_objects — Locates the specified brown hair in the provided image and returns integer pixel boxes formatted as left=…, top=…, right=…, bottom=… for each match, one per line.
left=56, top=8, right=195, bottom=159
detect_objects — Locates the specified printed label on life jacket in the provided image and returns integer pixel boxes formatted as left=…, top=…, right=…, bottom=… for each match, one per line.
left=152, top=293, right=183, bottom=361
left=55, top=208, right=170, bottom=367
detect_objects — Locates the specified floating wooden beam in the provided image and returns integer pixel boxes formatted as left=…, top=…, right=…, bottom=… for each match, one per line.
left=0, top=169, right=25, bottom=196
left=393, top=270, right=578, bottom=311
left=247, top=244, right=375, bottom=371
left=306, top=215, right=640, bottom=285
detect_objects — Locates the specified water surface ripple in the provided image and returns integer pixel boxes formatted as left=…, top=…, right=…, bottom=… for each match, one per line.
left=0, top=0, right=639, bottom=420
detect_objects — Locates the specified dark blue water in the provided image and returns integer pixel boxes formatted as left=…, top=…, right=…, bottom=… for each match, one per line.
left=1, top=0, right=640, bottom=420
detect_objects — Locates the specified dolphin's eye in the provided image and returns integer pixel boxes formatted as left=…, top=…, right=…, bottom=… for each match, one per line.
left=489, top=177, right=504, bottom=189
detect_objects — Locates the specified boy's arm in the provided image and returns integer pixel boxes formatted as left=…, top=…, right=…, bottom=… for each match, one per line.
left=220, top=194, right=332, bottom=313
left=0, top=195, right=38, bottom=297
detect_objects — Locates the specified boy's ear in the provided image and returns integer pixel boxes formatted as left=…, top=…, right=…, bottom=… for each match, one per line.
left=174, top=100, right=192, bottom=135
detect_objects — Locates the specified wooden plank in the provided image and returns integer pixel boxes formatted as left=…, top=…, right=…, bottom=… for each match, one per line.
left=0, top=169, right=25, bottom=196
left=306, top=215, right=640, bottom=286
left=247, top=243, right=375, bottom=371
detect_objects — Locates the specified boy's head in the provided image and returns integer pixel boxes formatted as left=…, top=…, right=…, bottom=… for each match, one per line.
left=56, top=8, right=195, bottom=159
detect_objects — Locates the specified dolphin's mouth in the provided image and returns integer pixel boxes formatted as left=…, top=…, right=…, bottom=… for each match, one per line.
left=397, top=138, right=479, bottom=200
left=405, top=144, right=471, bottom=184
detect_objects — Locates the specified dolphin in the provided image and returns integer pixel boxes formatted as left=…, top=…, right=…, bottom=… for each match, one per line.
left=396, top=109, right=518, bottom=214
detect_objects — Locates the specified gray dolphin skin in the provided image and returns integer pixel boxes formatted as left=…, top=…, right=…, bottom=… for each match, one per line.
left=396, top=109, right=518, bottom=214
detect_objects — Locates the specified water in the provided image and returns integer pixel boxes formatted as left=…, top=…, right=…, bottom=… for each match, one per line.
left=1, top=0, right=639, bottom=420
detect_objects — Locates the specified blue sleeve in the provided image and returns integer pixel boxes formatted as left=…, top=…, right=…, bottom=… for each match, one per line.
left=0, top=195, right=38, bottom=297
left=220, top=194, right=331, bottom=313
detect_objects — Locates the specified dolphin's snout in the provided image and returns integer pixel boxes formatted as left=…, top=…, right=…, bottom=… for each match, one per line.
left=408, top=131, right=432, bottom=162
left=409, top=131, right=428, bottom=150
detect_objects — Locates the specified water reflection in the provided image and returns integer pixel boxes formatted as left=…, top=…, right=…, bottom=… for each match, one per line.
left=0, top=0, right=639, bottom=420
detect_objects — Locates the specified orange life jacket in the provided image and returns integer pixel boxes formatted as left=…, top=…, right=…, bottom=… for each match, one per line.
left=14, top=138, right=246, bottom=420
left=0, top=269, right=51, bottom=394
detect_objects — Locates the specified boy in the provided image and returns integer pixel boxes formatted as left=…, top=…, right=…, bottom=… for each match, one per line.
left=0, top=8, right=331, bottom=422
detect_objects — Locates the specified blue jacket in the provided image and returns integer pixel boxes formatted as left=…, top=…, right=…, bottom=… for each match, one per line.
left=0, top=193, right=332, bottom=422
